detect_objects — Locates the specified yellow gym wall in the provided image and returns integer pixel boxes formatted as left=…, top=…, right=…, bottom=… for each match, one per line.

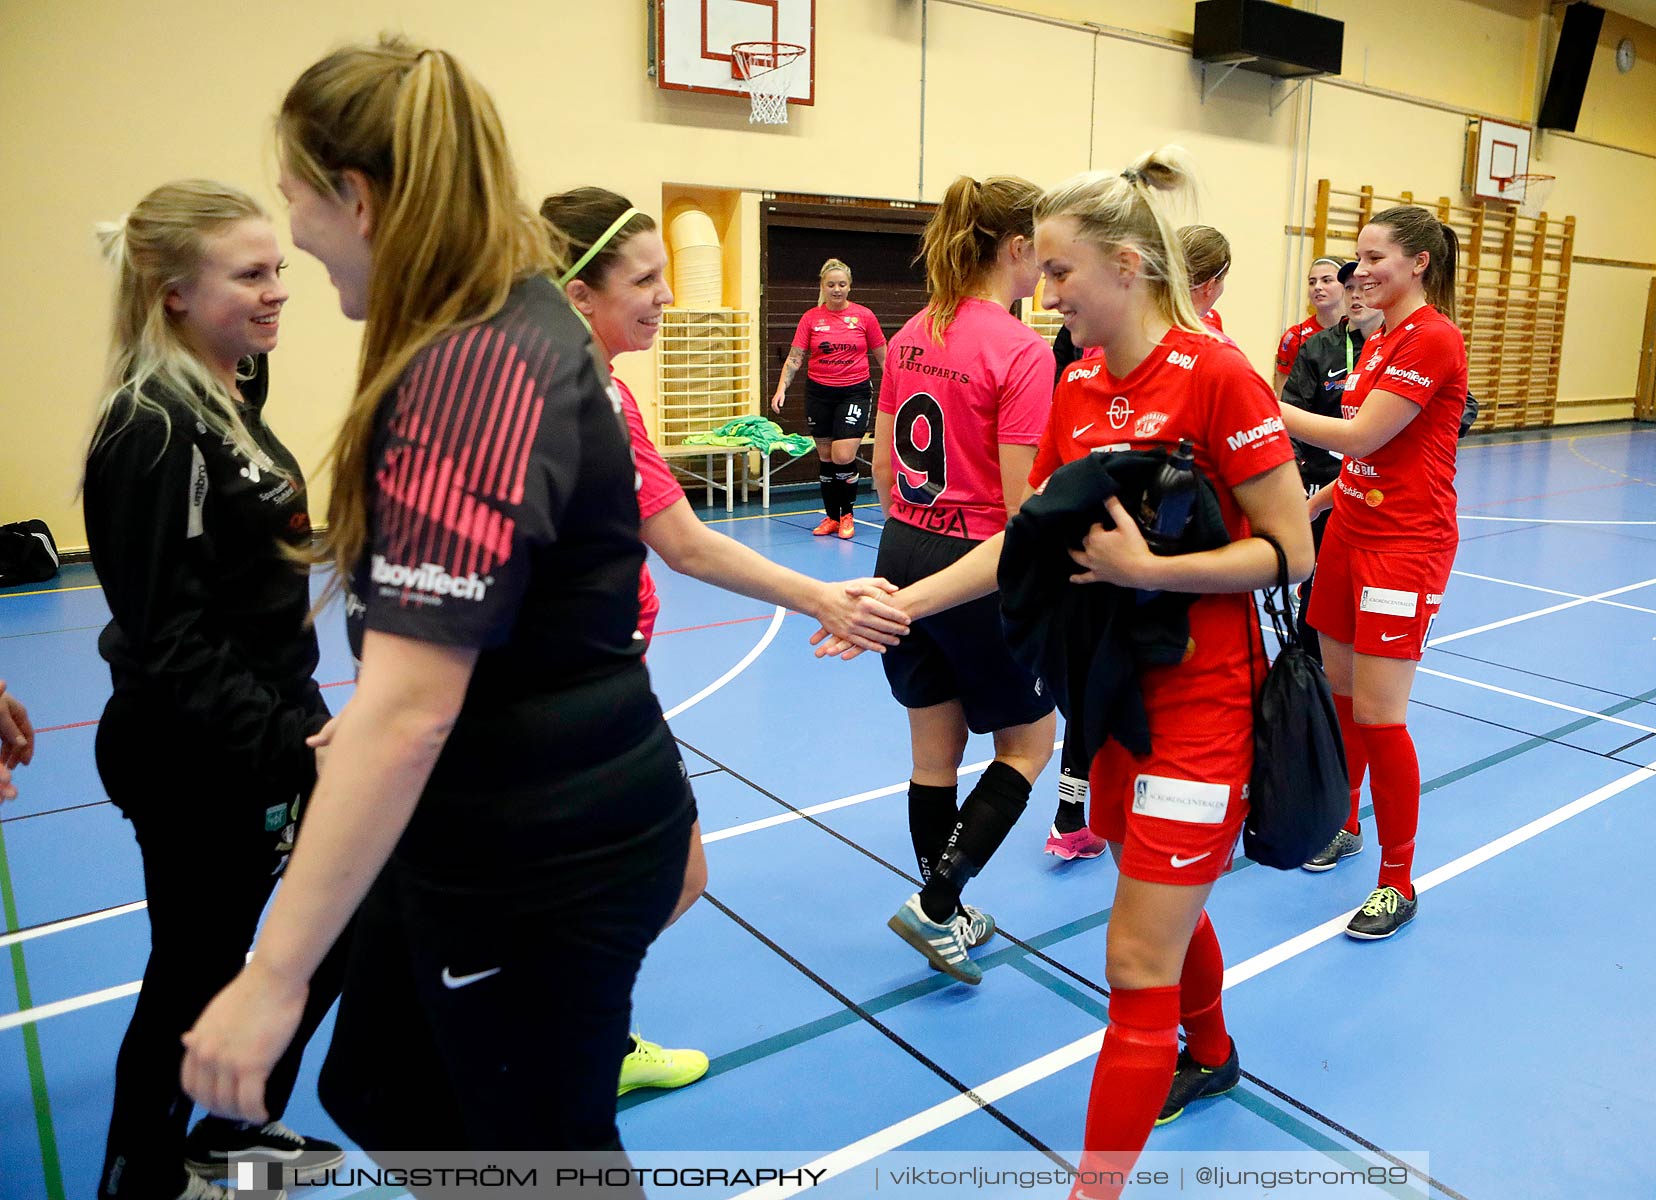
left=3, top=0, right=1653, bottom=550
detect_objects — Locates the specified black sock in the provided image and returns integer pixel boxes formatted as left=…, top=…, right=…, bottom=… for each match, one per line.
left=919, top=760, right=1032, bottom=922
left=621, top=1030, right=638, bottom=1057
left=836, top=466, right=860, bottom=517
left=818, top=462, right=839, bottom=518
left=908, top=780, right=960, bottom=885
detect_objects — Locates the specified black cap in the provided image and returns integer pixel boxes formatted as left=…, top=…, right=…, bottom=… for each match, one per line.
left=1337, top=260, right=1358, bottom=285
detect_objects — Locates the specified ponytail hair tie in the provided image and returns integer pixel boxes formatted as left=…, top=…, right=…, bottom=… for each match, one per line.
left=1121, top=167, right=1143, bottom=185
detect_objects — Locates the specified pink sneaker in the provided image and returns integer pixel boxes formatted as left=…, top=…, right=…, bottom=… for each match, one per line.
left=1044, top=825, right=1107, bottom=861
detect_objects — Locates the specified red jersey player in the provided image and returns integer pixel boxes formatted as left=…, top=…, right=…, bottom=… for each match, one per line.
left=821, top=150, right=1313, bottom=1198
left=1280, top=206, right=1467, bottom=940
left=544, top=187, right=910, bottom=1094
left=1274, top=255, right=1345, bottom=394
left=861, top=173, right=1058, bottom=986
left=771, top=259, right=888, bottom=538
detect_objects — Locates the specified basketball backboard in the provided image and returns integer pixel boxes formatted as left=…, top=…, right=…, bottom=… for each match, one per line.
left=653, top=0, right=816, bottom=106
left=1464, top=117, right=1533, bottom=201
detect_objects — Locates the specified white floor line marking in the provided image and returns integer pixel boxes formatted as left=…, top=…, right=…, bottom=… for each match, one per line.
left=1444, top=566, right=1656, bottom=612
left=0, top=901, right=147, bottom=949
left=1417, top=667, right=1656, bottom=735
left=1458, top=514, right=1656, bottom=526
left=0, top=981, right=142, bottom=1032
left=733, top=753, right=1656, bottom=1199
left=662, top=605, right=786, bottom=721
left=702, top=742, right=1063, bottom=845
left=854, top=518, right=885, bottom=530
left=1426, top=576, right=1656, bottom=646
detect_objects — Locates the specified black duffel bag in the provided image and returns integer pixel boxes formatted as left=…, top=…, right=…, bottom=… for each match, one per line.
left=1244, top=532, right=1348, bottom=869
left=0, top=520, right=60, bottom=587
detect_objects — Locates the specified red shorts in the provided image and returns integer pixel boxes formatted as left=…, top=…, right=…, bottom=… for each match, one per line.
left=1305, top=535, right=1453, bottom=661
left=1088, top=726, right=1250, bottom=887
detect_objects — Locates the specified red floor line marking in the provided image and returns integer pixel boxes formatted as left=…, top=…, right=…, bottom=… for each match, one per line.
left=653, top=612, right=780, bottom=638
left=31, top=720, right=99, bottom=735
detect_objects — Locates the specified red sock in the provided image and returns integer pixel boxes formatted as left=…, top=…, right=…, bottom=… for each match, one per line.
left=1179, top=912, right=1229, bottom=1066
left=1076, top=985, right=1179, bottom=1199
left=1358, top=722, right=1419, bottom=896
left=1334, top=693, right=1366, bottom=834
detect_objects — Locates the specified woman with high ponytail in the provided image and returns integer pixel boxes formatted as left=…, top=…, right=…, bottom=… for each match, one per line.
left=1279, top=206, right=1468, bottom=940
left=181, top=37, right=695, bottom=1162
left=851, top=173, right=1057, bottom=985
left=83, top=180, right=345, bottom=1199
left=823, top=148, right=1314, bottom=1196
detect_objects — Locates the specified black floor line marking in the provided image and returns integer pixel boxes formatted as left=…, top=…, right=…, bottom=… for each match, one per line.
left=0, top=896, right=145, bottom=939
left=1407, top=698, right=1653, bottom=765
left=682, top=738, right=1469, bottom=1190
left=1427, top=647, right=1656, bottom=708
left=0, top=799, right=111, bottom=826
left=700, top=889, right=1072, bottom=1170
left=1236, top=1068, right=1472, bottom=1200
left=0, top=623, right=107, bottom=641
left=676, top=737, right=1111, bottom=1002
left=1610, top=732, right=1656, bottom=759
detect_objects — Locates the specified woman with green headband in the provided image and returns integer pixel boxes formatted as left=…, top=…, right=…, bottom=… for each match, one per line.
left=541, top=185, right=910, bottom=1099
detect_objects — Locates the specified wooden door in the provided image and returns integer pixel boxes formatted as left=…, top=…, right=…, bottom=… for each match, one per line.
left=761, top=200, right=932, bottom=485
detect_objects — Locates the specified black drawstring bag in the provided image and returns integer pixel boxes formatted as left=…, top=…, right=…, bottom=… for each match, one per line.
left=1244, top=533, right=1348, bottom=869
left=0, top=520, right=60, bottom=587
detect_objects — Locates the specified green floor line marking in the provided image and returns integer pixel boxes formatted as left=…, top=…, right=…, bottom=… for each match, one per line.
left=0, top=818, right=66, bottom=1200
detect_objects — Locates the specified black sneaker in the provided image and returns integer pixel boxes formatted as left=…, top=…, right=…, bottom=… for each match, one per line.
left=1345, top=886, right=1417, bottom=940
left=184, top=1117, right=343, bottom=1183
left=1301, top=828, right=1363, bottom=872
left=1155, top=1038, right=1240, bottom=1125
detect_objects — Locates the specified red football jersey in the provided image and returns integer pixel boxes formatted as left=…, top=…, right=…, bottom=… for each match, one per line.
left=878, top=298, right=1054, bottom=542
left=1033, top=326, right=1295, bottom=728
left=1328, top=304, right=1466, bottom=551
left=615, top=376, right=685, bottom=648
left=1275, top=316, right=1323, bottom=376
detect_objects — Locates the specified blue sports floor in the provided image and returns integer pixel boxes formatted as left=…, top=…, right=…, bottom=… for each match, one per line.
left=3, top=422, right=1655, bottom=1199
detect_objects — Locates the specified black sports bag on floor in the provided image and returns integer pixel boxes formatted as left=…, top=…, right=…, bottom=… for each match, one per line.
left=0, top=520, right=60, bottom=587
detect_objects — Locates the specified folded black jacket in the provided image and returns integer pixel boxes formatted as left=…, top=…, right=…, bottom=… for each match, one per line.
left=999, top=449, right=1231, bottom=765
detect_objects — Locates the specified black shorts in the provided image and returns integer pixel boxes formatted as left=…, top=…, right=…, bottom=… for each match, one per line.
left=874, top=518, right=1054, bottom=734
left=319, top=670, right=694, bottom=1151
left=805, top=378, right=873, bottom=440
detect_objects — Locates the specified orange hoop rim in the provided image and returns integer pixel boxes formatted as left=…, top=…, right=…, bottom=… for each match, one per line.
left=730, top=40, right=807, bottom=80
left=1495, top=172, right=1556, bottom=193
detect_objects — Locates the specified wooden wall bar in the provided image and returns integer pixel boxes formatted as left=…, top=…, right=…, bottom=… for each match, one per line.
left=1308, top=181, right=1575, bottom=431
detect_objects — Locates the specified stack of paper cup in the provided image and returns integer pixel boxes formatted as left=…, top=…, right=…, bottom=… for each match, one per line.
left=669, top=205, right=723, bottom=309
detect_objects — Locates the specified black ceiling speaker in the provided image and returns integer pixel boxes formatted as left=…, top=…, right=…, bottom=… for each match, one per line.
left=1537, top=2, right=1605, bottom=132
left=1192, top=0, right=1344, bottom=79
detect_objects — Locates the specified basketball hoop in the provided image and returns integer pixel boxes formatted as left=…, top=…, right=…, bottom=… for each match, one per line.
left=1496, top=173, right=1557, bottom=219
left=730, top=41, right=805, bottom=126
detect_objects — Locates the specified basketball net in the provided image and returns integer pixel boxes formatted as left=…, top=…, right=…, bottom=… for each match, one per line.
left=731, top=41, right=804, bottom=125
left=1498, top=173, right=1557, bottom=219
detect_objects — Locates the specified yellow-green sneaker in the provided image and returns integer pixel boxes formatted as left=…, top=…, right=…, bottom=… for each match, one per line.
left=618, top=1032, right=709, bottom=1096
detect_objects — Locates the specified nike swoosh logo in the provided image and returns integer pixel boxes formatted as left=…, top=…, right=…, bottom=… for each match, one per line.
left=1382, top=861, right=1407, bottom=869
left=1327, top=368, right=1345, bottom=378
left=441, top=966, right=502, bottom=989
left=1379, top=632, right=1408, bottom=642
left=1072, top=423, right=1095, bottom=438
left=1170, top=851, right=1212, bottom=868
